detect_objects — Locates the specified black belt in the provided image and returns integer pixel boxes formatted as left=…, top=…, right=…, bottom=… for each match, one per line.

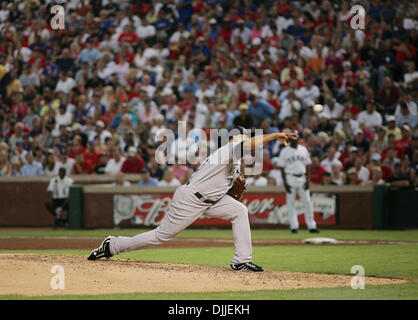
left=289, top=173, right=304, bottom=177
left=194, top=192, right=217, bottom=204
left=186, top=181, right=217, bottom=204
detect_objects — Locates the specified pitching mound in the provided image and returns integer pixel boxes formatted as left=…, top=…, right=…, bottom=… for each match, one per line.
left=0, top=254, right=406, bottom=297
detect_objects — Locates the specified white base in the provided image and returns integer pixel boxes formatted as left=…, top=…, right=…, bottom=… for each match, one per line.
left=302, top=237, right=338, bottom=244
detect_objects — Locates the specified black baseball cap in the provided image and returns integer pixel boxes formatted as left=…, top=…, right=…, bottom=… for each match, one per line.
left=230, top=126, right=247, bottom=135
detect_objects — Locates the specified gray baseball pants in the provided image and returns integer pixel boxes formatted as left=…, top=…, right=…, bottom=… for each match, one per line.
left=109, top=184, right=252, bottom=264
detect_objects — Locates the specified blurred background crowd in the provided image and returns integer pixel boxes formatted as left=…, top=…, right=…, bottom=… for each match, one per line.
left=0, top=0, right=417, bottom=187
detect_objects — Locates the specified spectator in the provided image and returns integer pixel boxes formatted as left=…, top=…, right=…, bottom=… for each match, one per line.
left=370, top=166, right=386, bottom=185
left=231, top=19, right=251, bottom=44
left=55, top=71, right=76, bottom=94
left=335, top=109, right=359, bottom=137
left=383, top=147, right=401, bottom=171
left=137, top=168, right=159, bottom=186
left=112, top=172, right=131, bottom=187
left=396, top=124, right=412, bottom=151
left=263, top=69, right=280, bottom=95
left=54, top=105, right=72, bottom=135
left=404, top=134, right=418, bottom=161
left=0, top=151, right=10, bottom=176
left=354, top=156, right=370, bottom=183
left=387, top=160, right=416, bottom=187
left=72, top=151, right=93, bottom=174
left=158, top=169, right=181, bottom=187
left=78, top=39, right=101, bottom=64
left=248, top=92, right=275, bottom=124
left=322, top=172, right=337, bottom=185
left=56, top=148, right=75, bottom=176
left=43, top=149, right=58, bottom=176
left=342, top=146, right=359, bottom=171
left=411, top=149, right=418, bottom=174
left=310, top=156, right=327, bottom=184
left=357, top=100, right=383, bottom=130
left=268, top=157, right=284, bottom=186
left=374, top=127, right=388, bottom=153
left=322, top=97, right=344, bottom=121
left=246, top=173, right=268, bottom=186
left=0, top=0, right=415, bottom=187
left=20, top=151, right=43, bottom=176
left=296, top=76, right=320, bottom=107
left=169, top=160, right=189, bottom=183
left=280, top=59, right=302, bottom=84
left=395, top=94, right=417, bottom=117
left=385, top=115, right=402, bottom=139
left=93, top=153, right=108, bottom=175
left=89, top=120, right=112, bottom=145
left=121, top=146, right=145, bottom=174
left=233, top=103, right=254, bottom=129
left=396, top=102, right=417, bottom=128
left=370, top=153, right=393, bottom=181
left=378, top=77, right=403, bottom=114
left=382, top=133, right=405, bottom=160
left=83, top=140, right=100, bottom=167
left=278, top=90, right=301, bottom=121
left=346, top=167, right=366, bottom=185
left=331, top=162, right=345, bottom=186
left=353, top=128, right=370, bottom=154
left=321, top=146, right=343, bottom=173
left=149, top=157, right=165, bottom=181
left=104, top=149, right=125, bottom=175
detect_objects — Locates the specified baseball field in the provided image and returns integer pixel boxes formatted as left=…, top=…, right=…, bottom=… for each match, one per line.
left=0, top=228, right=417, bottom=300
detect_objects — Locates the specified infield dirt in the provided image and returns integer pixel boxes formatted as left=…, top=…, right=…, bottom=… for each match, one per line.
left=0, top=254, right=406, bottom=297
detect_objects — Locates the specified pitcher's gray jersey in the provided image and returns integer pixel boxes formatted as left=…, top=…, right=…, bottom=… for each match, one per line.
left=109, top=140, right=254, bottom=265
left=188, top=141, right=243, bottom=201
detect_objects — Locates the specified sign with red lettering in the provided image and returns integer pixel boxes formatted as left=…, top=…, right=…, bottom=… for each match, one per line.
left=113, top=193, right=337, bottom=227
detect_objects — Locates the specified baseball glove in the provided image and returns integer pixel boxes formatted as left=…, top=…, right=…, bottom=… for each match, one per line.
left=227, top=174, right=246, bottom=200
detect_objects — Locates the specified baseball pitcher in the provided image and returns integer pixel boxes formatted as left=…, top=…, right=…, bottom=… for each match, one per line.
left=277, top=133, right=319, bottom=234
left=88, top=127, right=296, bottom=272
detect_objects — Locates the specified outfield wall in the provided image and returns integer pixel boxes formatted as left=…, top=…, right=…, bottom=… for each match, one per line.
left=79, top=185, right=374, bottom=229
left=0, top=175, right=140, bottom=227
left=0, top=175, right=389, bottom=229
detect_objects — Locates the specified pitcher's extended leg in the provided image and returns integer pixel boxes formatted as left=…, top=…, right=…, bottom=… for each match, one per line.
left=204, top=195, right=252, bottom=264
left=110, top=186, right=208, bottom=255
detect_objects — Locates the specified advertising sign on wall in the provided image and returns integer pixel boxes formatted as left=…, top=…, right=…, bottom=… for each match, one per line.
left=113, top=193, right=337, bottom=227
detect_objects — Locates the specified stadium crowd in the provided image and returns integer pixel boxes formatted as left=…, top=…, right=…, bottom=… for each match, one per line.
left=0, top=0, right=417, bottom=187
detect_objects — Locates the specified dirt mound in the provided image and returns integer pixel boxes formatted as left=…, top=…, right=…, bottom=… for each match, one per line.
left=0, top=254, right=406, bottom=297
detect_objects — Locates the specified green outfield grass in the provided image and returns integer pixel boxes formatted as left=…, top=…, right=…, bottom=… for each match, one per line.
left=0, top=229, right=417, bottom=300
left=1, top=228, right=418, bottom=242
